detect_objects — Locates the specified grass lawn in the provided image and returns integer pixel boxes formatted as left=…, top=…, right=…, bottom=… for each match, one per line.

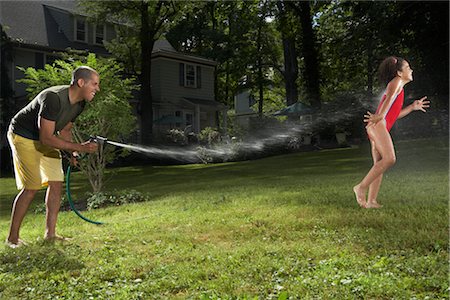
left=0, top=137, right=448, bottom=299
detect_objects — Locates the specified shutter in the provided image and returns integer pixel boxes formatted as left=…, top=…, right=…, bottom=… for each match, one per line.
left=179, top=63, right=185, bottom=86
left=196, top=66, right=201, bottom=88
left=35, top=53, right=44, bottom=69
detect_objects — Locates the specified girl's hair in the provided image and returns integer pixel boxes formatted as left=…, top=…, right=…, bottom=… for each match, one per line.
left=378, top=56, right=405, bottom=86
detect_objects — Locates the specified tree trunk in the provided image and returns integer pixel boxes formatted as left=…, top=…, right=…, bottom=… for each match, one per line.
left=277, top=1, right=299, bottom=107
left=366, top=34, right=374, bottom=97
left=257, top=13, right=264, bottom=117
left=140, top=2, right=154, bottom=144
left=282, top=38, right=299, bottom=106
left=296, top=1, right=321, bottom=109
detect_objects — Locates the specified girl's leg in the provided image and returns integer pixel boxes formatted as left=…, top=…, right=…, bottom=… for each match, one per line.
left=367, top=141, right=383, bottom=208
left=354, top=122, right=396, bottom=207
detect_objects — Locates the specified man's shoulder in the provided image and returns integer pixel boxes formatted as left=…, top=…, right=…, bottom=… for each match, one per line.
left=36, top=85, right=69, bottom=103
left=43, top=85, right=70, bottom=96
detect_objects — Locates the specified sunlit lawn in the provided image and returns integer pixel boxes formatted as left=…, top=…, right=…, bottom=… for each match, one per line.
left=0, top=137, right=448, bottom=299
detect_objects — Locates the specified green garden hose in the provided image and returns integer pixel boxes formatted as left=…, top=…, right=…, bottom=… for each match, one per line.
left=66, top=164, right=104, bottom=225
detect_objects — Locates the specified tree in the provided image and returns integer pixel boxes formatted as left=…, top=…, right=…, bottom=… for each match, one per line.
left=0, top=25, right=14, bottom=175
left=18, top=53, right=137, bottom=193
left=288, top=1, right=322, bottom=108
left=275, top=0, right=299, bottom=107
left=80, top=0, right=189, bottom=144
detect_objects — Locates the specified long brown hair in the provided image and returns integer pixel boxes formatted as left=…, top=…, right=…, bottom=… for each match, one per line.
left=378, top=56, right=405, bottom=86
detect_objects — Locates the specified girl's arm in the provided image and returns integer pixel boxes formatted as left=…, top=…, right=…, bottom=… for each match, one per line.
left=365, top=79, right=401, bottom=124
left=398, top=96, right=429, bottom=119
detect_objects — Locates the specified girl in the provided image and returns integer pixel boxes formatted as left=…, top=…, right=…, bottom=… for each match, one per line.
left=353, top=56, right=430, bottom=208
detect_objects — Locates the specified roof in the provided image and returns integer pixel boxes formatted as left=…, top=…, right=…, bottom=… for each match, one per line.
left=0, top=1, right=217, bottom=65
left=152, top=39, right=177, bottom=53
left=152, top=39, right=217, bottom=67
left=0, top=0, right=108, bottom=54
left=183, top=97, right=227, bottom=109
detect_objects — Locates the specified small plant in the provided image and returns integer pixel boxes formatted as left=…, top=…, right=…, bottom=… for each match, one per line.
left=198, top=127, right=221, bottom=146
left=167, top=128, right=188, bottom=145
left=86, top=189, right=150, bottom=210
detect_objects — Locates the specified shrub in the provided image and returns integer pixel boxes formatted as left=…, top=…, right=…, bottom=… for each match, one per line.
left=167, top=128, right=188, bottom=145
left=198, top=127, right=221, bottom=146
left=86, top=189, right=150, bottom=210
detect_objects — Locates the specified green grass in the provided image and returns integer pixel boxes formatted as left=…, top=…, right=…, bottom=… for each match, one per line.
left=0, top=137, right=448, bottom=299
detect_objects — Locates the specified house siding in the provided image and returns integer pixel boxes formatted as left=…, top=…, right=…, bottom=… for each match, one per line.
left=152, top=57, right=215, bottom=103
left=12, top=49, right=35, bottom=98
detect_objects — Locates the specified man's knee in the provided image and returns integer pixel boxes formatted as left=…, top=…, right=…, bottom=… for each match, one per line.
left=47, top=181, right=63, bottom=191
left=22, top=189, right=39, bottom=198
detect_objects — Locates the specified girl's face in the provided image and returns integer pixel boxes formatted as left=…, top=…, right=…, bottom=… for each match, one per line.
left=398, top=60, right=413, bottom=82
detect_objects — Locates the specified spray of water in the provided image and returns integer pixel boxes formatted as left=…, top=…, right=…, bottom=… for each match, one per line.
left=106, top=140, right=201, bottom=163
left=104, top=95, right=379, bottom=164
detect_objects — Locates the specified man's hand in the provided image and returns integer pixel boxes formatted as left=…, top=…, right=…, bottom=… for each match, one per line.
left=79, top=141, right=98, bottom=153
left=411, top=96, right=430, bottom=112
left=70, top=152, right=79, bottom=167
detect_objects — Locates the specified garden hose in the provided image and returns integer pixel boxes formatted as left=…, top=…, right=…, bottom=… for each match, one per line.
left=66, top=164, right=104, bottom=225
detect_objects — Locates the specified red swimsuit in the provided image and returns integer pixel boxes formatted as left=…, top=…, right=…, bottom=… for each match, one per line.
left=375, top=89, right=404, bottom=131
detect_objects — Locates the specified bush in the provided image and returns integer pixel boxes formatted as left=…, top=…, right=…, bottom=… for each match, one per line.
left=198, top=127, right=221, bottom=146
left=86, top=189, right=150, bottom=210
left=166, top=129, right=187, bottom=145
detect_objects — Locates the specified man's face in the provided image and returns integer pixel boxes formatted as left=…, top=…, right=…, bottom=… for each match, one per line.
left=79, top=73, right=100, bottom=102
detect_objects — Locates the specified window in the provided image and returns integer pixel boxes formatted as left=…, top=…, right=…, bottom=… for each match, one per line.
left=179, top=63, right=202, bottom=88
left=35, top=53, right=44, bottom=69
left=45, top=54, right=59, bottom=65
left=185, top=113, right=193, bottom=126
left=94, top=24, right=106, bottom=45
left=185, top=64, right=196, bottom=88
left=75, top=17, right=87, bottom=42
left=175, top=111, right=182, bottom=127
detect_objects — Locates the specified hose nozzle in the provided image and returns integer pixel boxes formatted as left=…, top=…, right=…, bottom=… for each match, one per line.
left=89, top=135, right=108, bottom=146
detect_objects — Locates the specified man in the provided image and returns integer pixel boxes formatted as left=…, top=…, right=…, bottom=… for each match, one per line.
left=6, top=66, right=100, bottom=248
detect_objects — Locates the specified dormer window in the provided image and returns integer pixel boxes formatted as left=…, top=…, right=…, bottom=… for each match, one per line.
left=179, top=63, right=202, bottom=89
left=75, top=17, right=87, bottom=43
left=94, top=24, right=106, bottom=45
left=185, top=64, right=196, bottom=88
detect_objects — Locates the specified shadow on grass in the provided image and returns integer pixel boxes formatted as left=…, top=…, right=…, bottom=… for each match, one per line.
left=1, top=241, right=85, bottom=274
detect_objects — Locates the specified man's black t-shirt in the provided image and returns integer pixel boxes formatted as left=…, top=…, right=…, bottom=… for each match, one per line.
left=9, top=85, right=85, bottom=140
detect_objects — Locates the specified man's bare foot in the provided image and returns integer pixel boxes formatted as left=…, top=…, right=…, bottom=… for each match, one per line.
left=5, top=239, right=27, bottom=249
left=353, top=185, right=367, bottom=208
left=44, top=235, right=71, bottom=242
left=366, top=202, right=383, bottom=209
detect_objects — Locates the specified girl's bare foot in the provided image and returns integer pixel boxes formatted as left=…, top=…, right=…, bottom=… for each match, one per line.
left=366, top=202, right=383, bottom=209
left=353, top=185, right=367, bottom=208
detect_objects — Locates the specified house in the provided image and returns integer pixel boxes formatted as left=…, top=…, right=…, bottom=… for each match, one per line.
left=0, top=0, right=115, bottom=110
left=150, top=39, right=227, bottom=139
left=234, top=88, right=257, bottom=129
left=0, top=1, right=225, bottom=149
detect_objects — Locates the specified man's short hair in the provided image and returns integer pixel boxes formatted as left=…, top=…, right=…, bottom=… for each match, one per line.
left=71, top=66, right=98, bottom=85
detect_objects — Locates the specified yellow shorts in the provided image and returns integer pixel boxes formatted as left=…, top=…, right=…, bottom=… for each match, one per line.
left=7, top=131, right=64, bottom=190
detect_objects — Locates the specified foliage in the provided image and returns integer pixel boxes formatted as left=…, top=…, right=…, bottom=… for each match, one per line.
left=86, top=189, right=150, bottom=210
left=0, top=138, right=447, bottom=298
left=17, top=52, right=138, bottom=193
left=198, top=127, right=221, bottom=146
left=166, top=129, right=187, bottom=145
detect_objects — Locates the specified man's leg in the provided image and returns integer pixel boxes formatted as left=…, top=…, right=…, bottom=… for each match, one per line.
left=44, top=181, right=63, bottom=239
left=7, top=132, right=42, bottom=245
left=7, top=189, right=38, bottom=244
